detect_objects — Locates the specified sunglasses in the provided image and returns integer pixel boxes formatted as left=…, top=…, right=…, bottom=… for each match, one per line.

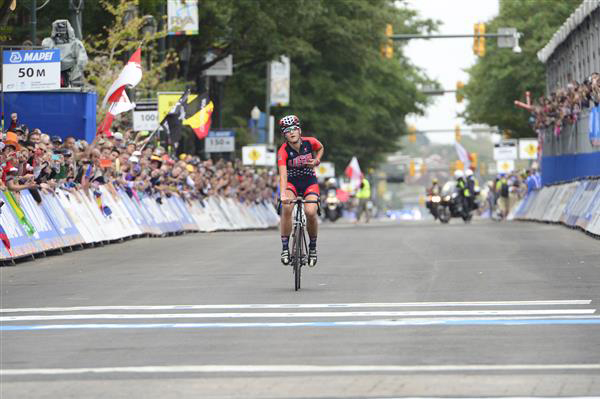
left=283, top=126, right=300, bottom=134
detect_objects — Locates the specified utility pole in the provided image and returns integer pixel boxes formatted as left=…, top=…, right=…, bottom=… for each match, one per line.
left=30, top=0, right=37, bottom=44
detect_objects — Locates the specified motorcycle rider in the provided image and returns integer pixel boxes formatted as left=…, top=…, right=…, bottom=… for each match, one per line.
left=426, top=178, right=441, bottom=218
left=464, top=169, right=479, bottom=211
left=454, top=169, right=470, bottom=216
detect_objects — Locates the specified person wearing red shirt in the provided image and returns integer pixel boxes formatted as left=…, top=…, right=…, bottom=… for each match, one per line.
left=277, top=115, right=324, bottom=267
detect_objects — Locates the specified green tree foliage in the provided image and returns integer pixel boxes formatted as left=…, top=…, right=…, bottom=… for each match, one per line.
left=5, top=0, right=438, bottom=171
left=462, top=0, right=580, bottom=138
left=196, top=0, right=438, bottom=170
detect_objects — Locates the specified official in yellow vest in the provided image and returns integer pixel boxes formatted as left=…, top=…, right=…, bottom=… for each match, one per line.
left=355, top=177, right=371, bottom=223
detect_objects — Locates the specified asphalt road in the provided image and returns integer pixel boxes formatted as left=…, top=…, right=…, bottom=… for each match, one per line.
left=1, top=219, right=599, bottom=398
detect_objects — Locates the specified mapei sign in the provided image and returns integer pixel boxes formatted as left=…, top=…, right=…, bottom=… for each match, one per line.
left=2, top=49, right=60, bottom=92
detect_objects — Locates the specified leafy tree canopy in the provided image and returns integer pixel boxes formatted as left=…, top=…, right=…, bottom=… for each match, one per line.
left=4, top=0, right=439, bottom=171
left=462, top=0, right=580, bottom=138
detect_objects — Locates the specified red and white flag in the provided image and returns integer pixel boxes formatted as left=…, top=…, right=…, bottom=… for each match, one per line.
left=344, top=156, right=362, bottom=191
left=98, top=48, right=142, bottom=135
left=454, top=141, right=471, bottom=170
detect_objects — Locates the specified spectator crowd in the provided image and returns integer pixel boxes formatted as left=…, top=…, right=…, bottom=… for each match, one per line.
left=531, top=72, right=600, bottom=135
left=1, top=114, right=278, bottom=208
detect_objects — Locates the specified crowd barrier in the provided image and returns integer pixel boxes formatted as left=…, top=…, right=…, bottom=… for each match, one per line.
left=0, top=187, right=280, bottom=262
left=511, top=178, right=600, bottom=236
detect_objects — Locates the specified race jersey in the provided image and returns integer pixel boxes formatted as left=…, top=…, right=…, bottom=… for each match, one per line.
left=277, top=137, right=322, bottom=180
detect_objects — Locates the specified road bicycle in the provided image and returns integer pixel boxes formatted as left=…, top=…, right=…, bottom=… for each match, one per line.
left=279, top=197, right=319, bottom=291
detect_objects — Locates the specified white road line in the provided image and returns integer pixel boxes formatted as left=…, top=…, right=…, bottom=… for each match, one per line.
left=1, top=309, right=596, bottom=322
left=2, top=364, right=600, bottom=376
left=0, top=300, right=592, bottom=313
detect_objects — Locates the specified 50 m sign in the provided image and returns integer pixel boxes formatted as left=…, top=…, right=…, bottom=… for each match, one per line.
left=2, top=49, right=60, bottom=92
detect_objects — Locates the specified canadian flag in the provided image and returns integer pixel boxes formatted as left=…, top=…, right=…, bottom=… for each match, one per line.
left=344, top=156, right=362, bottom=191
left=98, top=48, right=142, bottom=136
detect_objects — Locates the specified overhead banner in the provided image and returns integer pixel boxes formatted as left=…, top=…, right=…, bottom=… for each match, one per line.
left=167, top=0, right=198, bottom=35
left=2, top=49, right=61, bottom=92
left=269, top=56, right=290, bottom=107
left=519, top=139, right=538, bottom=160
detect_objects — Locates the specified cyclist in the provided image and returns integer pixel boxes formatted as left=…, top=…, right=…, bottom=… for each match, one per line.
left=277, top=115, right=324, bottom=267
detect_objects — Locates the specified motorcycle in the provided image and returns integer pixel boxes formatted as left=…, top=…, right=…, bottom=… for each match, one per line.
left=438, top=186, right=472, bottom=224
left=323, top=188, right=343, bottom=222
left=426, top=193, right=442, bottom=220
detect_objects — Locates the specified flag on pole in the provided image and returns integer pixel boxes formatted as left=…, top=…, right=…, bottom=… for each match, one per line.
left=98, top=48, right=143, bottom=136
left=454, top=141, right=471, bottom=170
left=192, top=93, right=214, bottom=140
left=344, top=156, right=362, bottom=191
left=182, top=92, right=214, bottom=139
left=0, top=224, right=11, bottom=251
left=161, top=89, right=190, bottom=144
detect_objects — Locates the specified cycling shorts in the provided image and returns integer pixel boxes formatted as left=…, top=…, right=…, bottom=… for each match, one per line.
left=286, top=176, right=320, bottom=198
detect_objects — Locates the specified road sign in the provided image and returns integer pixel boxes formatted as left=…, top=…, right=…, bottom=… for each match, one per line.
left=205, top=131, right=235, bottom=153
left=315, top=162, right=335, bottom=179
left=2, top=49, right=60, bottom=92
left=204, top=53, right=233, bottom=76
left=133, top=102, right=158, bottom=131
left=519, top=139, right=538, bottom=160
left=493, top=139, right=517, bottom=161
left=242, top=145, right=275, bottom=166
left=496, top=160, right=515, bottom=174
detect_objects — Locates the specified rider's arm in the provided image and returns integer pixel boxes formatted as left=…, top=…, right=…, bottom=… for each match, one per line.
left=305, top=137, right=324, bottom=166
left=277, top=145, right=289, bottom=200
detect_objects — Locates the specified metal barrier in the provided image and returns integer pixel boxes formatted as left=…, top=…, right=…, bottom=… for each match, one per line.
left=0, top=189, right=279, bottom=262
left=513, top=178, right=600, bottom=237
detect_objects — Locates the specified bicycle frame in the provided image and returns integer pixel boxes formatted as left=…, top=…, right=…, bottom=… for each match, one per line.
left=283, top=197, right=319, bottom=291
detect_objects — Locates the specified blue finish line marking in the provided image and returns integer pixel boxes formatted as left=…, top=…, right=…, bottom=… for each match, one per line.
left=3, top=318, right=600, bottom=331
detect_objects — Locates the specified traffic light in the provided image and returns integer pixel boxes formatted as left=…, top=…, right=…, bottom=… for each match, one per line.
left=470, top=152, right=478, bottom=169
left=408, top=124, right=417, bottom=143
left=454, top=124, right=461, bottom=142
left=409, top=159, right=415, bottom=177
left=473, top=23, right=486, bottom=57
left=456, top=81, right=464, bottom=103
left=381, top=24, right=393, bottom=59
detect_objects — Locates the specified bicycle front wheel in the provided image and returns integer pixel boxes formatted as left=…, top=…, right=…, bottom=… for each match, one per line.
left=293, top=227, right=303, bottom=291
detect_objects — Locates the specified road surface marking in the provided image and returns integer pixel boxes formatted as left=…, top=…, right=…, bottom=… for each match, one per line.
left=1, top=309, right=595, bottom=322
left=0, top=300, right=591, bottom=313
left=2, top=363, right=600, bottom=376
left=2, top=316, right=600, bottom=331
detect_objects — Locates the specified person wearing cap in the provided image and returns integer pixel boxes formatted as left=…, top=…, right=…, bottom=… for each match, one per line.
left=2, top=132, right=20, bottom=184
left=150, top=155, right=163, bottom=170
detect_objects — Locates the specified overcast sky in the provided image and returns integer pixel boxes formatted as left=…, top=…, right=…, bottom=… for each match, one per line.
left=403, top=0, right=499, bottom=143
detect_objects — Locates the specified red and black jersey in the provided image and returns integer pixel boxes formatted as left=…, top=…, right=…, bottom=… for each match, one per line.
left=277, top=137, right=322, bottom=180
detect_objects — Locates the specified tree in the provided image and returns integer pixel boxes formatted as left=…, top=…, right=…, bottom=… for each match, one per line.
left=83, top=0, right=181, bottom=123
left=210, top=0, right=439, bottom=171
left=462, top=0, right=580, bottom=138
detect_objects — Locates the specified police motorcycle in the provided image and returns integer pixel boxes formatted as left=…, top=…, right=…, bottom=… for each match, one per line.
left=322, top=178, right=343, bottom=222
left=437, top=177, right=472, bottom=224
left=426, top=182, right=442, bottom=220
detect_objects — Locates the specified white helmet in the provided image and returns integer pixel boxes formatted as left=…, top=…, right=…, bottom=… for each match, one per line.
left=454, top=169, right=464, bottom=179
left=327, top=177, right=336, bottom=185
left=465, top=169, right=474, bottom=177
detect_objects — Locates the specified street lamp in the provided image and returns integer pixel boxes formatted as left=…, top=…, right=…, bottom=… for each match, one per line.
left=250, top=106, right=261, bottom=143
left=512, top=32, right=522, bottom=53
